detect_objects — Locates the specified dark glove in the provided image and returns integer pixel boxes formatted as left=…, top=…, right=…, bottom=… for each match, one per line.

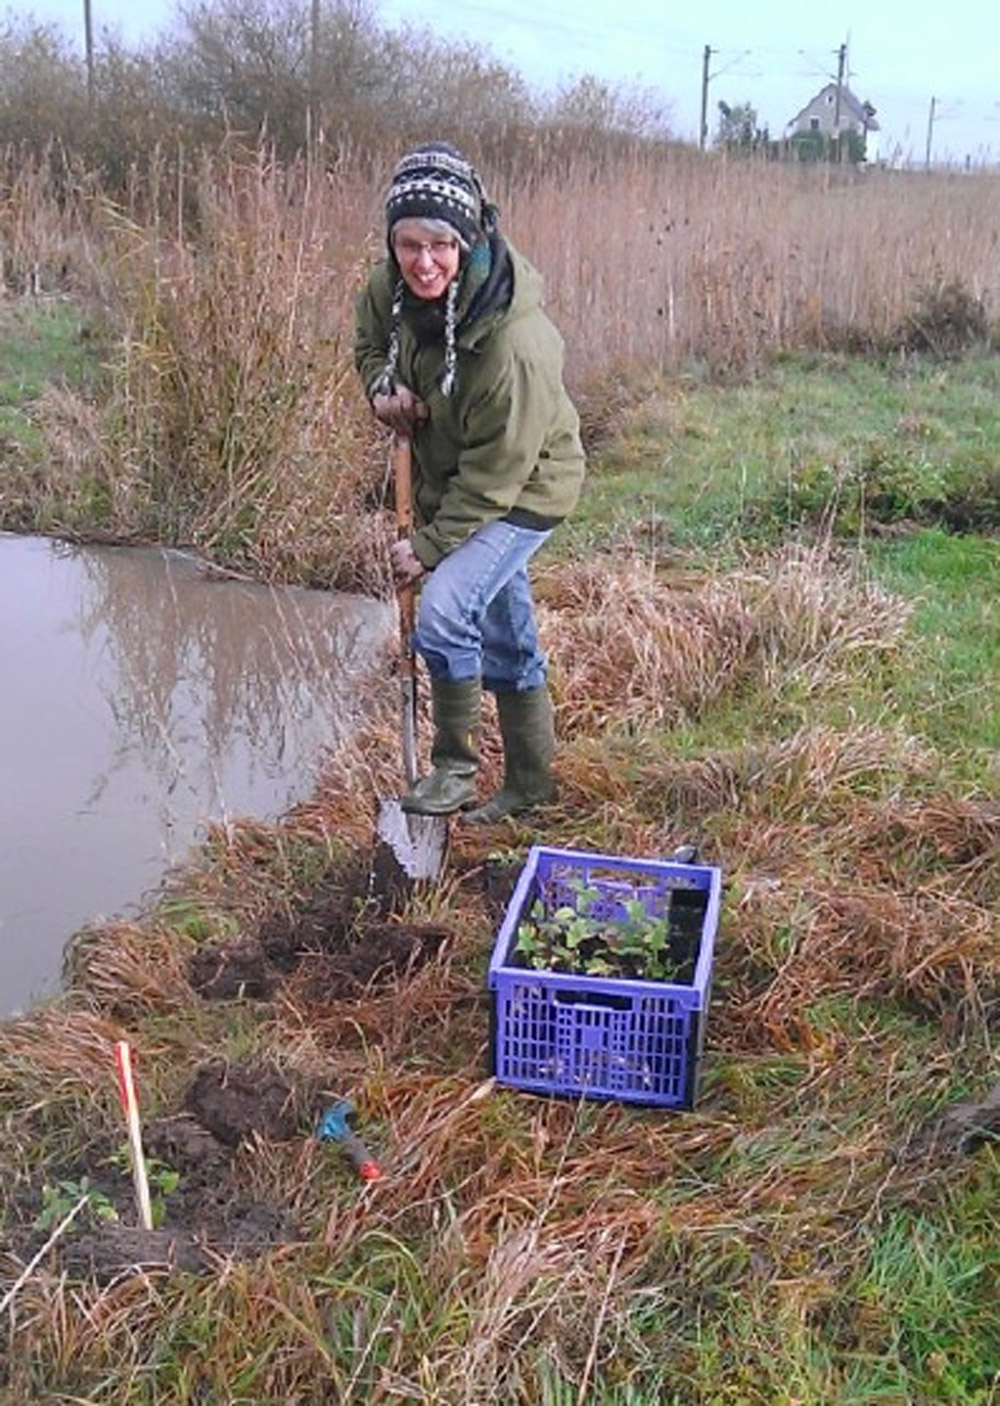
left=372, top=384, right=429, bottom=435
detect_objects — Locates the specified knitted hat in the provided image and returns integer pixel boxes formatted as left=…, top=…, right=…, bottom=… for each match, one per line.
left=378, top=143, right=499, bottom=400
left=385, top=141, right=496, bottom=251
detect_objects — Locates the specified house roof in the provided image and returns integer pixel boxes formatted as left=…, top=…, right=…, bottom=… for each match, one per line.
left=788, top=82, right=880, bottom=132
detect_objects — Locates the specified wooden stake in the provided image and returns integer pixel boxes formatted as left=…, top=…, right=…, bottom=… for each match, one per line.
left=114, top=1041, right=153, bottom=1231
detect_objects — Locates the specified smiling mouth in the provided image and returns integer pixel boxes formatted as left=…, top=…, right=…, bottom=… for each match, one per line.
left=411, top=271, right=448, bottom=295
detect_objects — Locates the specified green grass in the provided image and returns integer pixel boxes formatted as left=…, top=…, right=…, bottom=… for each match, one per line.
left=568, top=353, right=1000, bottom=553
left=0, top=300, right=100, bottom=450
left=564, top=353, right=1000, bottom=765
left=868, top=529, right=999, bottom=754
left=844, top=1189, right=1000, bottom=1403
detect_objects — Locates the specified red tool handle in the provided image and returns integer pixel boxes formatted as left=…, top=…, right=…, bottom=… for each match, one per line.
left=340, top=1129, right=383, bottom=1182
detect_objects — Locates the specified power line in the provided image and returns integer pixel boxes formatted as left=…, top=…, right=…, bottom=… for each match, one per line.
left=386, top=0, right=686, bottom=52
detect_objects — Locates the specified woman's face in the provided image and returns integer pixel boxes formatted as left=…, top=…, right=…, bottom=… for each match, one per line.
left=391, top=218, right=461, bottom=301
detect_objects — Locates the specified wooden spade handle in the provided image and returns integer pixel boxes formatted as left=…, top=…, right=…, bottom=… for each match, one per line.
left=393, top=433, right=416, bottom=647
left=393, top=432, right=414, bottom=536
left=393, top=433, right=419, bottom=786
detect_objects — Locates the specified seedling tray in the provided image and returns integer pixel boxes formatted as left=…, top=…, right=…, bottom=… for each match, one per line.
left=487, top=846, right=722, bottom=1108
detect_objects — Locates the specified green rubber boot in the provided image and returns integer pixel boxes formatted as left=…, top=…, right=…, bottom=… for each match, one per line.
left=463, top=684, right=556, bottom=825
left=401, top=677, right=481, bottom=816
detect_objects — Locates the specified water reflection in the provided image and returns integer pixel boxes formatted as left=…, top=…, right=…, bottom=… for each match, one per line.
left=0, top=534, right=390, bottom=1016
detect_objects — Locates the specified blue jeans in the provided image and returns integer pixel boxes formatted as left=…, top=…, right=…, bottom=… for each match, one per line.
left=414, top=519, right=553, bottom=691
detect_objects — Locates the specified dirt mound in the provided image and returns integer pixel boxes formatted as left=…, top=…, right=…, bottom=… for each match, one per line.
left=60, top=1199, right=299, bottom=1283
left=187, top=848, right=451, bottom=1003
left=294, top=921, right=450, bottom=1001
left=144, top=1113, right=231, bottom=1182
left=191, top=900, right=450, bottom=1004
left=257, top=861, right=368, bottom=968
left=62, top=1226, right=211, bottom=1279
left=184, top=1060, right=300, bottom=1147
left=189, top=939, right=275, bottom=1000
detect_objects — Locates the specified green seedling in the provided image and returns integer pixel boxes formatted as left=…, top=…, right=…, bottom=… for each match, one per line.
left=107, top=1145, right=182, bottom=1229
left=34, top=1177, right=119, bottom=1233
left=513, top=879, right=687, bottom=983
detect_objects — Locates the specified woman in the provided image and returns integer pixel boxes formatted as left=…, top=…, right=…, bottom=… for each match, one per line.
left=355, top=141, right=585, bottom=821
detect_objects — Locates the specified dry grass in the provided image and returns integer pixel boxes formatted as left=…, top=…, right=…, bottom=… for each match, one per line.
left=540, top=541, right=911, bottom=733
left=636, top=723, right=932, bottom=825
left=1, top=875, right=994, bottom=1403
left=63, top=921, right=197, bottom=1020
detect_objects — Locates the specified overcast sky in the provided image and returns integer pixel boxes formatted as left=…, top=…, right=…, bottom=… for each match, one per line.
left=11, top=0, right=1000, bottom=164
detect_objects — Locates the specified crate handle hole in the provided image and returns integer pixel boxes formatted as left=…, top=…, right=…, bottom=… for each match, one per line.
left=553, top=990, right=631, bottom=1013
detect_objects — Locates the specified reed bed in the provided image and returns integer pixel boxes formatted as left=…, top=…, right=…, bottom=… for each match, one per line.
left=3, top=141, right=1000, bottom=584
left=502, top=150, right=1000, bottom=380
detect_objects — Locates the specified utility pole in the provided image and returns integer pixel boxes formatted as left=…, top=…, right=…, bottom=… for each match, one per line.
left=309, top=0, right=321, bottom=154
left=699, top=44, right=715, bottom=150
left=833, top=42, right=846, bottom=128
left=83, top=0, right=94, bottom=105
left=833, top=40, right=846, bottom=159
left=925, top=96, right=937, bottom=170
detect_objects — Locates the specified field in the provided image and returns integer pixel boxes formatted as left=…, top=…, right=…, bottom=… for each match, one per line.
left=0, top=141, right=997, bottom=1404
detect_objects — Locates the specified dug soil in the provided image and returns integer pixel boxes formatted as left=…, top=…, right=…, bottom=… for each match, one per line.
left=191, top=853, right=450, bottom=1001
left=15, top=858, right=453, bottom=1282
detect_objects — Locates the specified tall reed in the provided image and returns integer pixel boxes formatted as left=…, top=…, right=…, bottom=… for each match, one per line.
left=89, top=147, right=383, bottom=587
left=497, top=145, right=1000, bottom=381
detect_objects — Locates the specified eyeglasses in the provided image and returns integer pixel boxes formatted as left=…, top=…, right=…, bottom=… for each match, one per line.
left=393, top=236, right=459, bottom=260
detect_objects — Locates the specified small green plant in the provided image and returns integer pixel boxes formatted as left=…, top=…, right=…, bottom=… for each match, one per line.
left=513, top=880, right=686, bottom=982
left=33, top=1177, right=119, bottom=1233
left=157, top=898, right=239, bottom=944
left=485, top=848, right=521, bottom=868
left=107, top=1146, right=182, bottom=1229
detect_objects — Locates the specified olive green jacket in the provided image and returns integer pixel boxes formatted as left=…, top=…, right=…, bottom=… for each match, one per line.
left=354, top=245, right=585, bottom=569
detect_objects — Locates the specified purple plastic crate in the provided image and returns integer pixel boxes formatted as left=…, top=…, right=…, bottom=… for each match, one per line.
left=487, top=846, right=722, bottom=1108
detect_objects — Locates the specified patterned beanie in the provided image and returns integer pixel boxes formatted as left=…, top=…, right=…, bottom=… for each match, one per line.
left=384, top=141, right=496, bottom=251
left=379, top=142, right=498, bottom=399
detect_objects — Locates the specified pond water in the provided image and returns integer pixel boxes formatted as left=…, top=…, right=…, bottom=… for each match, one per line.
left=0, top=534, right=391, bottom=1017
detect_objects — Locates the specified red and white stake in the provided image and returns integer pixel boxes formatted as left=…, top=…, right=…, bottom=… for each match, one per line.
left=114, top=1040, right=153, bottom=1230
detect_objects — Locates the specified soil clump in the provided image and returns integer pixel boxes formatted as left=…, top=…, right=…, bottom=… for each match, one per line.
left=191, top=857, right=450, bottom=1001
left=184, top=1059, right=302, bottom=1146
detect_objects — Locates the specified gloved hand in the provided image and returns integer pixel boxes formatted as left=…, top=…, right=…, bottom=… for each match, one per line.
left=390, top=538, right=426, bottom=587
left=372, top=383, right=429, bottom=435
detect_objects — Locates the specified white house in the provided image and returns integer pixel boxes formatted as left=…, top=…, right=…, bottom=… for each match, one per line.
left=786, top=83, right=880, bottom=161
